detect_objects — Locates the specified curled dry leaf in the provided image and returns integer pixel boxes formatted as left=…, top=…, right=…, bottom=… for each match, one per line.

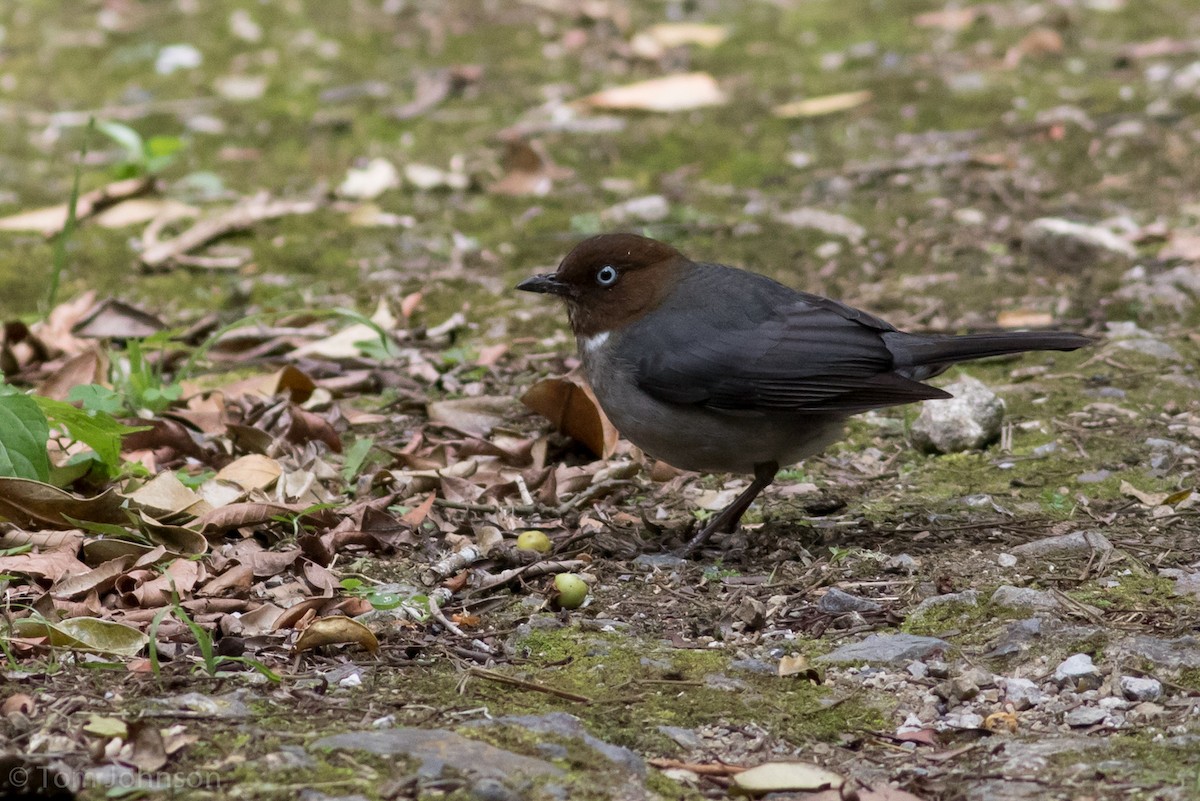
left=582, top=72, right=727, bottom=112
left=773, top=90, right=872, bottom=119
left=294, top=615, right=379, bottom=654
left=522, top=371, right=620, bottom=459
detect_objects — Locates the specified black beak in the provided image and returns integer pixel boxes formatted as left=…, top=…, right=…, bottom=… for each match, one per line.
left=516, top=273, right=570, bottom=297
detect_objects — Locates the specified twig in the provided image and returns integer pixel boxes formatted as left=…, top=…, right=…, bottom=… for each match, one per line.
left=466, top=666, right=591, bottom=704
left=422, top=544, right=490, bottom=586
left=140, top=192, right=322, bottom=269
left=646, top=758, right=746, bottom=776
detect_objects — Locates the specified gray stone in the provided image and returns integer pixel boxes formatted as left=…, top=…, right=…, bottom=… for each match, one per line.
left=602, top=194, right=669, bottom=224
left=1119, top=676, right=1162, bottom=702
left=927, top=660, right=952, bottom=679
left=1023, top=217, right=1135, bottom=271
left=910, top=377, right=1005, bottom=453
left=1116, top=635, right=1200, bottom=669
left=997, top=552, right=1018, bottom=567
left=990, top=585, right=1062, bottom=612
left=730, top=658, right=775, bottom=675
left=906, top=661, right=928, bottom=679
left=1011, top=531, right=1113, bottom=561
left=817, top=633, right=950, bottom=665
left=985, top=617, right=1043, bottom=658
left=818, top=587, right=882, bottom=614
left=942, top=711, right=985, bottom=729
left=632, top=554, right=686, bottom=570
left=658, top=726, right=704, bottom=750
left=471, top=779, right=519, bottom=801
left=911, top=589, right=979, bottom=618
left=1054, top=653, right=1102, bottom=690
left=479, top=713, right=644, bottom=777
left=884, top=553, right=919, bottom=574
left=1105, top=321, right=1184, bottom=361
left=310, top=729, right=563, bottom=780
left=1002, top=677, right=1045, bottom=710
left=1064, top=706, right=1108, bottom=727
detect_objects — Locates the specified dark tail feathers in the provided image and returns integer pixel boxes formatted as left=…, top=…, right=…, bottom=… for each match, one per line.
left=885, top=330, right=1092, bottom=378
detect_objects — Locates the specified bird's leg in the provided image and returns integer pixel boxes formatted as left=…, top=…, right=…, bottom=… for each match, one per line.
left=678, top=461, right=779, bottom=558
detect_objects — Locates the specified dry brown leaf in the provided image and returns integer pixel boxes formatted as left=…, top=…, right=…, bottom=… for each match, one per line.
left=0, top=542, right=88, bottom=582
left=199, top=563, right=255, bottom=597
left=773, top=90, right=872, bottom=119
left=489, top=139, right=572, bottom=197
left=222, top=365, right=317, bottom=403
left=521, top=371, right=619, bottom=458
left=996, top=310, right=1055, bottom=329
left=1121, top=480, right=1169, bottom=507
left=51, top=555, right=135, bottom=600
left=582, top=72, right=726, bottom=112
left=0, top=177, right=154, bottom=235
left=427, top=396, right=522, bottom=437
left=914, top=8, right=984, bottom=31
left=126, top=472, right=210, bottom=519
left=72, top=299, right=166, bottom=339
left=93, top=198, right=198, bottom=229
left=0, top=480, right=126, bottom=529
left=192, top=501, right=315, bottom=534
left=34, top=347, right=109, bottom=401
left=294, top=615, right=379, bottom=654
left=1004, top=27, right=1064, bottom=67
left=215, top=454, right=282, bottom=491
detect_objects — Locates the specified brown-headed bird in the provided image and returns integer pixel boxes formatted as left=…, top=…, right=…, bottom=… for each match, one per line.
left=518, top=233, right=1089, bottom=555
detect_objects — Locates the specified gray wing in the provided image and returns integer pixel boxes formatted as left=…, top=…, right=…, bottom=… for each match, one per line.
left=620, top=265, right=948, bottom=414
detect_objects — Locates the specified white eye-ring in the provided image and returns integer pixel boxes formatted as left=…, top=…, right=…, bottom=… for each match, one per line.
left=596, top=265, right=619, bottom=287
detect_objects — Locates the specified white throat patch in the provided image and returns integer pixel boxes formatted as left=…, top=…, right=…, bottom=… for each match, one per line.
left=580, top=331, right=610, bottom=354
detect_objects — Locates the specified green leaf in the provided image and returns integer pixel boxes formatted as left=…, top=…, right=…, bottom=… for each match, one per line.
left=34, top=396, right=150, bottom=475
left=95, top=120, right=145, bottom=164
left=0, top=394, right=51, bottom=481
left=68, top=384, right=126, bottom=415
left=341, top=437, right=374, bottom=483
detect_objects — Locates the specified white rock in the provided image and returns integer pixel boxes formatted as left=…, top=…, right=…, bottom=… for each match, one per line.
left=910, top=377, right=1005, bottom=453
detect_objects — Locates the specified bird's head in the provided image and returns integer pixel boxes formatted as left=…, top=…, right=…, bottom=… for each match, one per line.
left=516, top=233, right=686, bottom=338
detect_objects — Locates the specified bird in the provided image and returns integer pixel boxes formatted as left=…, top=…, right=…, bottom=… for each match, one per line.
left=517, top=233, right=1091, bottom=556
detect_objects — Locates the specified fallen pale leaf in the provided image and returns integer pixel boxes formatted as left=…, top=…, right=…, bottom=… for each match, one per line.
left=733, top=762, right=844, bottom=795
left=215, top=454, right=282, bottom=491
left=583, top=72, right=726, bottom=112
left=996, top=310, right=1055, bottom=329
left=773, top=90, right=872, bottom=118
left=914, top=8, right=983, bottom=31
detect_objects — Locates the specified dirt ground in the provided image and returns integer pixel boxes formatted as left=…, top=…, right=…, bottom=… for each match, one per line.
left=2, top=1, right=1200, bottom=800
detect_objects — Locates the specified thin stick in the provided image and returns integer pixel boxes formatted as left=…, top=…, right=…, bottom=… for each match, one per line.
left=466, top=667, right=591, bottom=704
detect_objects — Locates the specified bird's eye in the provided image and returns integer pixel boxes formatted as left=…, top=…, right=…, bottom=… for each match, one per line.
left=595, top=265, right=619, bottom=287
